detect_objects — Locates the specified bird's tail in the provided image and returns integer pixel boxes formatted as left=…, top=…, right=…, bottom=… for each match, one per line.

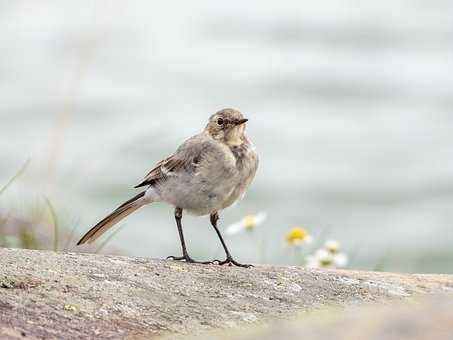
left=77, top=191, right=148, bottom=245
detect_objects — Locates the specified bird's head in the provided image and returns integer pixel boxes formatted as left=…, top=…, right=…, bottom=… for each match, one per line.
left=205, top=108, right=248, bottom=146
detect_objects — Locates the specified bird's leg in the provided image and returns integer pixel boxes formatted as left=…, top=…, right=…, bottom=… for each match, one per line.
left=166, top=208, right=212, bottom=264
left=210, top=212, right=253, bottom=268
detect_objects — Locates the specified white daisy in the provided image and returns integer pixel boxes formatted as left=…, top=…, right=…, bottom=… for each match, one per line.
left=324, top=240, right=340, bottom=254
left=225, top=212, right=267, bottom=235
left=332, top=252, right=348, bottom=268
left=306, top=241, right=348, bottom=269
left=306, top=249, right=333, bottom=268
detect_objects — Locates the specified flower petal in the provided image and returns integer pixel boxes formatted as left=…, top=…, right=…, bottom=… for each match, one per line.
left=314, top=248, right=330, bottom=260
left=254, top=212, right=267, bottom=225
left=304, top=235, right=314, bottom=244
left=334, top=253, right=348, bottom=268
left=324, top=240, right=340, bottom=254
left=225, top=222, right=244, bottom=235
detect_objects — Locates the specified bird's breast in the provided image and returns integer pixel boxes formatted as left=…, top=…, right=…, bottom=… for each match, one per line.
left=219, top=142, right=259, bottom=210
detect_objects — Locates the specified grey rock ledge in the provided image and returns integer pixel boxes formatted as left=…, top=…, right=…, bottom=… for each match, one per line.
left=0, top=248, right=452, bottom=339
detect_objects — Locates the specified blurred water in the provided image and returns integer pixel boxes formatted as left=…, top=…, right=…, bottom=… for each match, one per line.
left=1, top=1, right=453, bottom=272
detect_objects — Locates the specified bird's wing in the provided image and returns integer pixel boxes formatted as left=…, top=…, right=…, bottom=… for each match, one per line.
left=134, top=155, right=191, bottom=188
left=134, top=136, right=206, bottom=188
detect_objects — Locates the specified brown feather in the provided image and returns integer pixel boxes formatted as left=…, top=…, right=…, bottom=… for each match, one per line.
left=134, top=156, right=188, bottom=188
left=77, top=191, right=147, bottom=245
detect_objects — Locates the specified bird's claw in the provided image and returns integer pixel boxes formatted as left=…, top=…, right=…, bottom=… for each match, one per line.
left=212, top=257, right=253, bottom=268
left=210, top=259, right=221, bottom=265
left=166, top=255, right=185, bottom=261
left=166, top=255, right=252, bottom=267
left=166, top=255, right=213, bottom=265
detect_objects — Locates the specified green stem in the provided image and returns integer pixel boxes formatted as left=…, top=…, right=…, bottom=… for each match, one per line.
left=43, top=196, right=59, bottom=251
left=0, top=159, right=30, bottom=196
left=63, top=218, right=80, bottom=251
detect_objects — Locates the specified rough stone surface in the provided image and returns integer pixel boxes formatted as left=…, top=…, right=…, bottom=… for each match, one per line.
left=181, top=296, right=453, bottom=340
left=0, top=248, right=452, bottom=339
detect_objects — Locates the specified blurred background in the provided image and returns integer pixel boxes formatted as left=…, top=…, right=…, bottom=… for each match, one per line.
left=1, top=1, right=453, bottom=273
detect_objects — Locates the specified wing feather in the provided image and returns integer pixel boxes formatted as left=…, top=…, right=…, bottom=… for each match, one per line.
left=134, top=154, right=197, bottom=188
left=134, top=135, right=211, bottom=189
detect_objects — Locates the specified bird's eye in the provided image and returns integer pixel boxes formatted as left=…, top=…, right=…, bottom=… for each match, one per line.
left=217, top=118, right=224, bottom=125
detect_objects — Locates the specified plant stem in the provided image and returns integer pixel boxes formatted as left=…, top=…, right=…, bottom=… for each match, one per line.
left=0, top=159, right=30, bottom=196
left=43, top=196, right=59, bottom=252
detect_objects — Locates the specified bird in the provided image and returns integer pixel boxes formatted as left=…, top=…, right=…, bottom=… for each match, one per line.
left=77, top=108, right=259, bottom=267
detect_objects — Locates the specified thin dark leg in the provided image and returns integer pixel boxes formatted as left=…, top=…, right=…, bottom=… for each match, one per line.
left=166, top=208, right=212, bottom=264
left=210, top=212, right=252, bottom=268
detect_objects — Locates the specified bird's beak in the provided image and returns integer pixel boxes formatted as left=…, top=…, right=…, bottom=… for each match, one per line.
left=235, top=118, right=248, bottom=126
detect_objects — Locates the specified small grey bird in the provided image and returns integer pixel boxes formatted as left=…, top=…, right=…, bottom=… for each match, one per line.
left=77, top=108, right=259, bottom=267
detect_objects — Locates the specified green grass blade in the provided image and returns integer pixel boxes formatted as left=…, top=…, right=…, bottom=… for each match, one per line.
left=43, top=196, right=59, bottom=252
left=0, top=159, right=31, bottom=196
left=63, top=218, right=80, bottom=251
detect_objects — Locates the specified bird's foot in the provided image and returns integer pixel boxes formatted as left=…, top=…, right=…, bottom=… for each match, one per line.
left=166, top=255, right=213, bottom=265
left=212, top=257, right=253, bottom=268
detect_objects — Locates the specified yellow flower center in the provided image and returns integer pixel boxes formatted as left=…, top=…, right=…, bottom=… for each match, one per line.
left=325, top=240, right=339, bottom=254
left=286, top=228, right=308, bottom=244
left=320, top=257, right=333, bottom=267
left=242, top=215, right=257, bottom=230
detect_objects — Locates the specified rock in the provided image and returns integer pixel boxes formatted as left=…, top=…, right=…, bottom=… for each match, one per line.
left=182, top=296, right=453, bottom=340
left=0, top=248, right=452, bottom=339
